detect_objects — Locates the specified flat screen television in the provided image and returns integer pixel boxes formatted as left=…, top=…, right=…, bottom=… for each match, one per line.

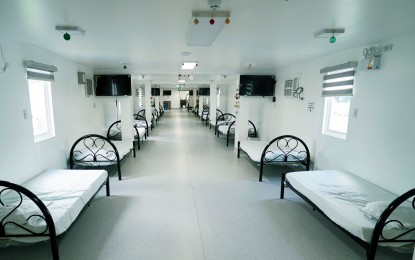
left=163, top=90, right=171, bottom=96
left=198, top=88, right=210, bottom=96
left=151, top=88, right=160, bottom=96
left=239, top=75, right=276, bottom=96
left=94, top=74, right=131, bottom=96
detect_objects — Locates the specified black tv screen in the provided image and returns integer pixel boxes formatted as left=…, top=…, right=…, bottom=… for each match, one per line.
left=199, top=88, right=210, bottom=96
left=189, top=90, right=193, bottom=95
left=95, top=74, right=132, bottom=96
left=163, top=90, right=171, bottom=96
left=239, top=75, right=276, bottom=96
left=151, top=88, right=160, bottom=96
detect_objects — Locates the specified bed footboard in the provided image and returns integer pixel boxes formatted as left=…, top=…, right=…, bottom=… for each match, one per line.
left=282, top=173, right=415, bottom=260
left=367, top=188, right=415, bottom=259
left=0, top=181, right=59, bottom=259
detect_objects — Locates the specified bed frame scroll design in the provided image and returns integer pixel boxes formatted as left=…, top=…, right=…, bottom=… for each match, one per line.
left=69, top=134, right=122, bottom=180
left=259, top=135, right=310, bottom=182
left=0, top=181, right=59, bottom=259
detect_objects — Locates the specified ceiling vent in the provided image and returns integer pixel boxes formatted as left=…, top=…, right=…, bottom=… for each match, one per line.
left=208, top=0, right=222, bottom=10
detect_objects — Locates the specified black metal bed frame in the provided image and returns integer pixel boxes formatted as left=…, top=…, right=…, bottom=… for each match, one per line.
left=0, top=172, right=110, bottom=260
left=206, top=109, right=223, bottom=127
left=159, top=104, right=164, bottom=116
left=217, top=119, right=257, bottom=147
left=209, top=109, right=223, bottom=129
left=134, top=113, right=150, bottom=137
left=214, top=113, right=235, bottom=136
left=280, top=173, right=415, bottom=259
left=200, top=106, right=209, bottom=121
left=69, top=134, right=124, bottom=180
left=107, top=120, right=143, bottom=152
left=137, top=109, right=155, bottom=131
left=237, top=135, right=310, bottom=182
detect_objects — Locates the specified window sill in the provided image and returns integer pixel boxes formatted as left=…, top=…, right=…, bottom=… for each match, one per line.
left=322, top=130, right=347, bottom=140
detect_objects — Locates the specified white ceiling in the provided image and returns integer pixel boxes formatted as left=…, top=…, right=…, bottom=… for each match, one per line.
left=1, top=0, right=415, bottom=88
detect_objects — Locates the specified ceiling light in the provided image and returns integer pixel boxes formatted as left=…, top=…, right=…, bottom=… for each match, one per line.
left=225, top=17, right=230, bottom=24
left=194, top=18, right=199, bottom=25
left=314, top=28, right=345, bottom=43
left=181, top=62, right=198, bottom=70
left=210, top=18, right=215, bottom=25
left=178, top=79, right=186, bottom=83
left=55, top=25, right=85, bottom=41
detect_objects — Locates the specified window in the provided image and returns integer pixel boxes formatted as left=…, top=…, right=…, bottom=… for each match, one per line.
left=322, top=96, right=351, bottom=139
left=28, top=79, right=55, bottom=142
left=320, top=61, right=357, bottom=139
left=24, top=60, right=58, bottom=142
left=138, top=87, right=144, bottom=107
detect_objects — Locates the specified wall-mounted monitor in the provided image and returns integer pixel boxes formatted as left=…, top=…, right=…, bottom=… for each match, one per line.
left=163, top=90, right=172, bottom=96
left=94, top=74, right=132, bottom=96
left=239, top=75, right=276, bottom=96
left=151, top=88, right=160, bottom=96
left=198, top=88, right=210, bottom=96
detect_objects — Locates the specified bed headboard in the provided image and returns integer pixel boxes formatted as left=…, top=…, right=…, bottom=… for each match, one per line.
left=261, top=135, right=310, bottom=170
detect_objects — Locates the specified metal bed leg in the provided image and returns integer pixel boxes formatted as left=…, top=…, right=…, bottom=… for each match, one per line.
left=117, top=163, right=122, bottom=181
left=259, top=163, right=264, bottom=182
left=106, top=176, right=110, bottom=196
left=280, top=172, right=286, bottom=199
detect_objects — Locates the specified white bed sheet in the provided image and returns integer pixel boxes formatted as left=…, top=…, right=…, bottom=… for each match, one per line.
left=1, top=169, right=107, bottom=243
left=286, top=170, right=414, bottom=244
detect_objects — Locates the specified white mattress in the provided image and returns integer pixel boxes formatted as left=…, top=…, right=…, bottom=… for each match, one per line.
left=133, top=119, right=148, bottom=129
left=218, top=124, right=255, bottom=135
left=218, top=124, right=235, bottom=135
left=110, top=126, right=146, bottom=138
left=0, top=169, right=107, bottom=244
left=286, top=170, right=414, bottom=245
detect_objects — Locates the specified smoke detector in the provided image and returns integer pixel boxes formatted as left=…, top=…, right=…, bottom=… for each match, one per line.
left=208, top=0, right=222, bottom=10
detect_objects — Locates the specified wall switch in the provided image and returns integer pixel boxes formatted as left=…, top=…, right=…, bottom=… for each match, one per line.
left=382, top=44, right=393, bottom=53
left=353, top=108, right=358, bottom=118
left=23, top=109, right=28, bottom=119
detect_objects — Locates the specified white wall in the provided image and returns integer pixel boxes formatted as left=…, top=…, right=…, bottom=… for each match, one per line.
left=0, top=37, right=103, bottom=184
left=273, top=32, right=415, bottom=195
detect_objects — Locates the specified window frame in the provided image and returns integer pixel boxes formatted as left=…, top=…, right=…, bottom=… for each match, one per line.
left=322, top=96, right=351, bottom=140
left=28, top=79, right=56, bottom=142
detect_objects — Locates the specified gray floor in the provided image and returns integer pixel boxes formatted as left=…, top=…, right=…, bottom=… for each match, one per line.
left=1, top=109, right=412, bottom=259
